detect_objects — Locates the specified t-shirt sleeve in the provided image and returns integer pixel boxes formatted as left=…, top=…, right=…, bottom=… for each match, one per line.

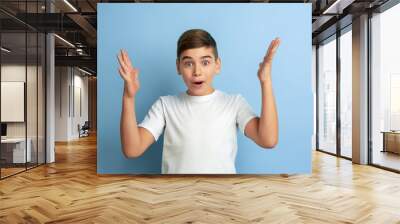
left=236, top=95, right=258, bottom=135
left=138, top=98, right=166, bottom=141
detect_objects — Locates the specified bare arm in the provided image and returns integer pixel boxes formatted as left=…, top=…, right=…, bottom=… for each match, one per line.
left=118, top=49, right=154, bottom=158
left=245, top=38, right=280, bottom=149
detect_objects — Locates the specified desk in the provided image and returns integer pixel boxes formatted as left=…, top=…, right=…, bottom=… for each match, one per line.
left=381, top=131, right=400, bottom=154
left=1, top=138, right=31, bottom=163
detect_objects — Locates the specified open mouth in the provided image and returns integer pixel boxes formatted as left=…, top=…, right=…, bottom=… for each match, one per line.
left=193, top=81, right=204, bottom=86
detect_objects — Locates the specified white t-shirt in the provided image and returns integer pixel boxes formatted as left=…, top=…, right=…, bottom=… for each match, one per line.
left=138, top=89, right=257, bottom=174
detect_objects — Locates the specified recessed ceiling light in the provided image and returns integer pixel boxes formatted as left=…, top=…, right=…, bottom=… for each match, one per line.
left=63, top=0, right=78, bottom=12
left=54, top=34, right=75, bottom=48
left=322, top=0, right=354, bottom=15
left=77, top=67, right=93, bottom=76
left=1, top=47, right=11, bottom=53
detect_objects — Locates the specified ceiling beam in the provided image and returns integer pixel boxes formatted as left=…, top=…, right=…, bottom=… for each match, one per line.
left=55, top=55, right=96, bottom=73
left=67, top=13, right=97, bottom=39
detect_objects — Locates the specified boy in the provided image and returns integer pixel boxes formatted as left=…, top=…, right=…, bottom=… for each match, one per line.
left=117, top=29, right=279, bottom=174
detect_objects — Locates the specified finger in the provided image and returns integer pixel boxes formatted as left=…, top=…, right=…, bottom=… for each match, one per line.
left=269, top=40, right=280, bottom=57
left=120, top=64, right=129, bottom=76
left=268, top=39, right=276, bottom=53
left=266, top=39, right=280, bottom=61
left=118, top=52, right=132, bottom=75
left=263, top=39, right=275, bottom=61
left=118, top=57, right=129, bottom=75
left=272, top=38, right=280, bottom=51
left=117, top=52, right=127, bottom=68
left=122, top=49, right=134, bottom=68
left=264, top=50, right=272, bottom=62
left=118, top=62, right=129, bottom=76
left=121, top=49, right=129, bottom=65
left=118, top=67, right=127, bottom=80
left=270, top=39, right=278, bottom=52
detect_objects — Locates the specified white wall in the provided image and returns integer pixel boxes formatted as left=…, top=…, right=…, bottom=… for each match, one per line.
left=1, top=65, right=27, bottom=141
left=1, top=65, right=42, bottom=138
left=312, top=45, right=316, bottom=150
left=55, top=66, right=69, bottom=141
left=1, top=64, right=46, bottom=164
left=1, top=82, right=25, bottom=122
left=55, top=67, right=89, bottom=141
left=70, top=71, right=89, bottom=138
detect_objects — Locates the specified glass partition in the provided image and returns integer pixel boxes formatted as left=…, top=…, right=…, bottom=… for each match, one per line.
left=317, top=35, right=337, bottom=155
left=1, top=30, right=28, bottom=177
left=339, top=27, right=352, bottom=158
left=0, top=1, right=46, bottom=179
left=371, top=3, right=400, bottom=171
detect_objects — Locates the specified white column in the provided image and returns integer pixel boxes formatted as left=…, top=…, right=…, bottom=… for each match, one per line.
left=46, top=1, right=55, bottom=163
left=46, top=33, right=55, bottom=163
left=352, top=14, right=369, bottom=164
left=312, top=45, right=317, bottom=151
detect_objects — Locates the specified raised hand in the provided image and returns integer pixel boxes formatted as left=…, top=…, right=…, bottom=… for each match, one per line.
left=117, top=49, right=140, bottom=98
left=257, top=38, right=281, bottom=83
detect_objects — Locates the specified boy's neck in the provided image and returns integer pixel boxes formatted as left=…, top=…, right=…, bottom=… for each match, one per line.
left=186, top=87, right=215, bottom=96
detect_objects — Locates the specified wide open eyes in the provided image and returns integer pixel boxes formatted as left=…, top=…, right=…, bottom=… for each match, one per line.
left=182, top=60, right=211, bottom=68
left=181, top=59, right=191, bottom=67
left=201, top=60, right=211, bottom=66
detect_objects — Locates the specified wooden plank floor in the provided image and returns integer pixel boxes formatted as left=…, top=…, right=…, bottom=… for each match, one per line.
left=1, top=134, right=400, bottom=224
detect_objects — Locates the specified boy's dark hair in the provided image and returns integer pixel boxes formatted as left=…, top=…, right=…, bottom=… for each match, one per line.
left=177, top=29, right=218, bottom=60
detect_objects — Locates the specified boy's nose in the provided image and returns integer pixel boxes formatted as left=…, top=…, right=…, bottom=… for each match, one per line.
left=193, top=65, right=201, bottom=76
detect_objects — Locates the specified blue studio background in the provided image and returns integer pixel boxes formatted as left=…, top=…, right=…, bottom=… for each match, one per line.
left=97, top=3, right=312, bottom=174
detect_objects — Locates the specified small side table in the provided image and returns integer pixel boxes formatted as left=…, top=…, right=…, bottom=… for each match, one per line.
left=381, top=131, right=400, bottom=154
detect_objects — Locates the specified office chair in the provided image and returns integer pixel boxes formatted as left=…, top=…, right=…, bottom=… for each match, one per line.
left=78, top=121, right=90, bottom=138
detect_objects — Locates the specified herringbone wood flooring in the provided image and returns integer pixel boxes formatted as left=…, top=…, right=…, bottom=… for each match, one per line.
left=1, top=134, right=400, bottom=223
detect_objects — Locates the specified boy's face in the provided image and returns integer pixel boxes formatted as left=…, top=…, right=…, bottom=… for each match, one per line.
left=176, top=47, right=221, bottom=96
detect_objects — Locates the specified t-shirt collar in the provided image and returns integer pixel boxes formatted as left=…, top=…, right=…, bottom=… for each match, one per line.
left=183, top=89, right=219, bottom=102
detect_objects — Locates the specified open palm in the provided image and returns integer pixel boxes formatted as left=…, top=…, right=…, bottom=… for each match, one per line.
left=117, top=49, right=140, bottom=97
left=258, top=38, right=281, bottom=83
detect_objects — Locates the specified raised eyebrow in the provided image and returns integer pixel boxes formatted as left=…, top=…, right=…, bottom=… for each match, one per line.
left=201, top=56, right=213, bottom=59
left=181, top=56, right=193, bottom=61
left=181, top=55, right=212, bottom=61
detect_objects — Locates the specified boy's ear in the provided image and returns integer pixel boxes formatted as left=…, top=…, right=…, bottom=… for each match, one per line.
left=216, top=58, right=221, bottom=74
left=176, top=59, right=181, bottom=75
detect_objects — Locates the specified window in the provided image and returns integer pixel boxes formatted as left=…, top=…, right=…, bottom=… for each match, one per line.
left=339, top=27, right=352, bottom=158
left=371, top=2, right=400, bottom=171
left=0, top=0, right=47, bottom=179
left=318, top=36, right=337, bottom=154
